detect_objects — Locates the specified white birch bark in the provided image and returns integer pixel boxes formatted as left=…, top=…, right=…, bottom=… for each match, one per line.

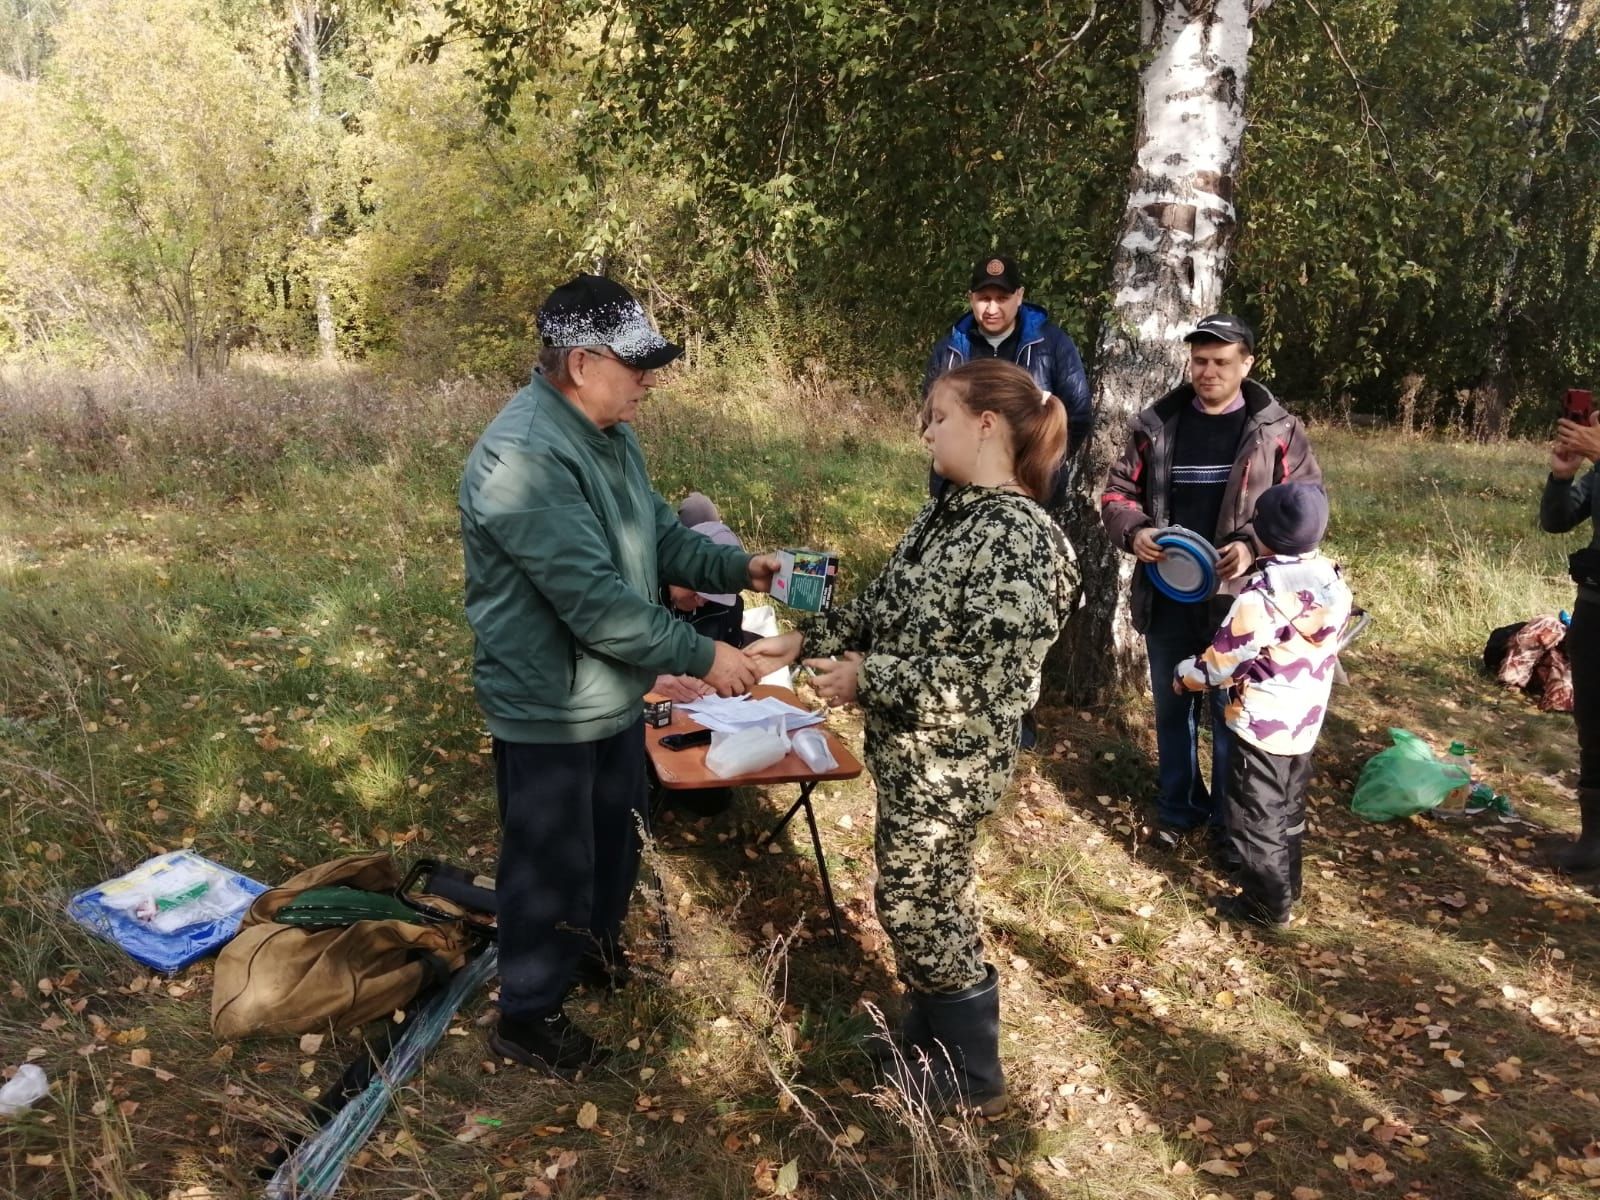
left=1057, top=0, right=1270, bottom=698
left=292, top=0, right=337, bottom=360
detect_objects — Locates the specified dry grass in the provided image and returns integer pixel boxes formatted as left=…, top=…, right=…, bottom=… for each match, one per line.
left=0, top=366, right=1596, bottom=1200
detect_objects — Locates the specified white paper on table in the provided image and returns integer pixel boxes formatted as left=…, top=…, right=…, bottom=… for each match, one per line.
left=678, top=694, right=826, bottom=734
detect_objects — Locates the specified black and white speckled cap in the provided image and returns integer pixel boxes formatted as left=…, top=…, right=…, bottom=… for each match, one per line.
left=537, top=274, right=682, bottom=370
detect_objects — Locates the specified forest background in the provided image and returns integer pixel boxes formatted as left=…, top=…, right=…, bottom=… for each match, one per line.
left=2, top=0, right=1598, bottom=435
left=4, top=4, right=1600, bottom=1199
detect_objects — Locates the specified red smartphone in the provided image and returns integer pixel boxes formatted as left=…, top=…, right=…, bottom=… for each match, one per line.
left=1564, top=388, right=1594, bottom=425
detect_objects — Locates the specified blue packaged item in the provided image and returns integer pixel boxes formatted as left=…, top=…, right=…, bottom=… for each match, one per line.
left=67, top=851, right=268, bottom=973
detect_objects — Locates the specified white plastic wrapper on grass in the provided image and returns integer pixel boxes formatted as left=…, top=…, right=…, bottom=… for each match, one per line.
left=0, top=1064, right=48, bottom=1117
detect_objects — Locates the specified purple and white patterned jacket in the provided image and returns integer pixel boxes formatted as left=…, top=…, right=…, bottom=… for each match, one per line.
left=1175, top=553, right=1352, bottom=755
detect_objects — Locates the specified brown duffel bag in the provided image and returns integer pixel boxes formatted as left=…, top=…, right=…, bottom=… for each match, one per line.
left=211, top=852, right=473, bottom=1040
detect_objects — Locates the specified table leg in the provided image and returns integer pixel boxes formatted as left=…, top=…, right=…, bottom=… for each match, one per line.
left=765, top=781, right=844, bottom=942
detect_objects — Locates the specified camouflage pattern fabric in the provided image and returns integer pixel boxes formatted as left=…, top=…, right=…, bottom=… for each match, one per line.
left=1497, top=615, right=1574, bottom=713
left=801, top=485, right=1077, bottom=992
left=1175, top=554, right=1353, bottom=755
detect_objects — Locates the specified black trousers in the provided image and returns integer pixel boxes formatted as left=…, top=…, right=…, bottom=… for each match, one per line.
left=1224, top=736, right=1313, bottom=920
left=492, top=720, right=647, bottom=1020
left=1568, top=597, right=1600, bottom=790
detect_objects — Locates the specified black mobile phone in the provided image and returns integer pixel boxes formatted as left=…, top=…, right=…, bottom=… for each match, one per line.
left=1563, top=388, right=1594, bottom=425
left=659, top=729, right=713, bottom=751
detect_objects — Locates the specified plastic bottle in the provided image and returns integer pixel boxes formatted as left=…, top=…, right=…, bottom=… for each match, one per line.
left=1439, top=741, right=1477, bottom=812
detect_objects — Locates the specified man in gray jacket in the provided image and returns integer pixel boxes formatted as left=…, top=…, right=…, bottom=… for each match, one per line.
left=1101, top=315, right=1322, bottom=854
left=459, top=274, right=779, bottom=1074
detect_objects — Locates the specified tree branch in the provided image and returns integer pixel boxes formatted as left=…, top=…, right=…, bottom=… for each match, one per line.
left=1300, top=0, right=1398, bottom=176
left=1038, top=3, right=1098, bottom=74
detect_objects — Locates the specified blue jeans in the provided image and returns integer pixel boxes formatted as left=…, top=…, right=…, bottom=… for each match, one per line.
left=1145, top=618, right=1232, bottom=831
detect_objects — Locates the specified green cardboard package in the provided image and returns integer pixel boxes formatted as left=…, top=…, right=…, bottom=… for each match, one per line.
left=771, top=548, right=839, bottom=612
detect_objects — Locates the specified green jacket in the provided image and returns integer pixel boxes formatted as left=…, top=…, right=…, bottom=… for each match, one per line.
left=459, top=373, right=752, bottom=744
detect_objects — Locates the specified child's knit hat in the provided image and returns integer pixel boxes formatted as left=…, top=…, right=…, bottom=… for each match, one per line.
left=1252, top=483, right=1328, bottom=555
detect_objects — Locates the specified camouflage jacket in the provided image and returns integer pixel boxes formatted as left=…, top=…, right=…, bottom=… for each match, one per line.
left=801, top=485, right=1077, bottom=763
left=1175, top=553, right=1352, bottom=755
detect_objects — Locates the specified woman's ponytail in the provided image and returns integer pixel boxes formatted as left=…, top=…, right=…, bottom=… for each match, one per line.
left=938, top=359, right=1069, bottom=504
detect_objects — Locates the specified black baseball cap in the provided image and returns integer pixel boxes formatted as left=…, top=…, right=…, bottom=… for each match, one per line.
left=1183, top=313, right=1256, bottom=352
left=537, top=273, right=682, bottom=370
left=968, top=254, right=1024, bottom=293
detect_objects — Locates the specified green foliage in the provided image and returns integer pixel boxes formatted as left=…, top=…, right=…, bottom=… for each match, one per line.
left=5, top=0, right=1599, bottom=419
left=346, top=30, right=599, bottom=377
left=1240, top=0, right=1600, bottom=428
left=1, top=0, right=296, bottom=373
left=0, top=0, right=62, bottom=80
left=434, top=0, right=1138, bottom=367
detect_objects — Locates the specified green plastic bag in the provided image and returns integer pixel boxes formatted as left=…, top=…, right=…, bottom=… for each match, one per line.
left=1350, top=729, right=1471, bottom=821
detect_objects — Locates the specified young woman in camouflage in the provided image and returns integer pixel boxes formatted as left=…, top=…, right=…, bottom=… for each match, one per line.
left=745, top=359, right=1078, bottom=1115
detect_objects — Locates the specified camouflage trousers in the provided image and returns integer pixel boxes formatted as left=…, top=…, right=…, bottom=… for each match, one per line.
left=872, top=763, right=1004, bottom=994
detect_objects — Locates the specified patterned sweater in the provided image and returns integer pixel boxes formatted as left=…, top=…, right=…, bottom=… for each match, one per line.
left=1175, top=553, right=1352, bottom=755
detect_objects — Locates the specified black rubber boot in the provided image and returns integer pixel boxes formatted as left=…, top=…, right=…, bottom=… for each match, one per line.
left=1554, top=788, right=1600, bottom=873
left=892, top=965, right=1008, bottom=1117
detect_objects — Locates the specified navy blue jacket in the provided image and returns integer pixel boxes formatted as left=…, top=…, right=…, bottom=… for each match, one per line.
left=923, top=302, right=1093, bottom=458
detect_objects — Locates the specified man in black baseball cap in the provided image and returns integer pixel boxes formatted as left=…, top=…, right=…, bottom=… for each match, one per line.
left=459, top=273, right=782, bottom=1075
left=923, top=252, right=1094, bottom=507
left=1102, top=311, right=1322, bottom=859
left=1183, top=313, right=1255, bottom=353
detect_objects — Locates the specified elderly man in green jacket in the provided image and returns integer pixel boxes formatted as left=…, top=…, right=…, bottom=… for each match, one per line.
left=460, top=274, right=779, bottom=1075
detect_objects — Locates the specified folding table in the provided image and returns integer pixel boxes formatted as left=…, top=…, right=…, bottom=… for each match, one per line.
left=644, top=684, right=863, bottom=940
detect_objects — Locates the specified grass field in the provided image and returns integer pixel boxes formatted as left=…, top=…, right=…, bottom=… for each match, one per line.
left=0, top=361, right=1596, bottom=1200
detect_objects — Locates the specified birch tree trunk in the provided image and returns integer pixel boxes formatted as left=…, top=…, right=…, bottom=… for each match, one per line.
left=292, top=0, right=337, bottom=360
left=1055, top=0, right=1271, bottom=702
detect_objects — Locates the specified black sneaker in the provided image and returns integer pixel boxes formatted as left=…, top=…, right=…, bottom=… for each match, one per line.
left=488, top=1010, right=609, bottom=1077
left=1018, top=710, right=1038, bottom=752
left=1149, top=824, right=1187, bottom=852
left=1207, top=892, right=1291, bottom=928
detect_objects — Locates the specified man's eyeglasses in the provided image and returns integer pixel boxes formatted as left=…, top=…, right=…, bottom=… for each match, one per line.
left=581, top=345, right=654, bottom=379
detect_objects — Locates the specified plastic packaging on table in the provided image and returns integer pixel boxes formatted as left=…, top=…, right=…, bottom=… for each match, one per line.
left=1350, top=729, right=1471, bottom=822
left=67, top=851, right=267, bottom=973
left=791, top=728, right=839, bottom=773
left=705, top=723, right=791, bottom=779
left=0, top=1064, right=49, bottom=1117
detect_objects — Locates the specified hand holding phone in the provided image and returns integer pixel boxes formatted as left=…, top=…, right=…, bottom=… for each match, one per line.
left=660, top=729, right=713, bottom=751
left=1563, top=388, right=1594, bottom=426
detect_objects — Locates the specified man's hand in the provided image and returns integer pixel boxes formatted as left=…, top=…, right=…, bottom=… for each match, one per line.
left=701, top=641, right=758, bottom=697
left=744, top=631, right=803, bottom=676
left=1217, top=540, right=1255, bottom=580
left=1131, top=528, right=1166, bottom=563
left=747, top=554, right=784, bottom=594
left=1552, top=444, right=1586, bottom=480
left=806, top=651, right=863, bottom=706
left=652, top=674, right=712, bottom=703
left=1555, top=414, right=1600, bottom=470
